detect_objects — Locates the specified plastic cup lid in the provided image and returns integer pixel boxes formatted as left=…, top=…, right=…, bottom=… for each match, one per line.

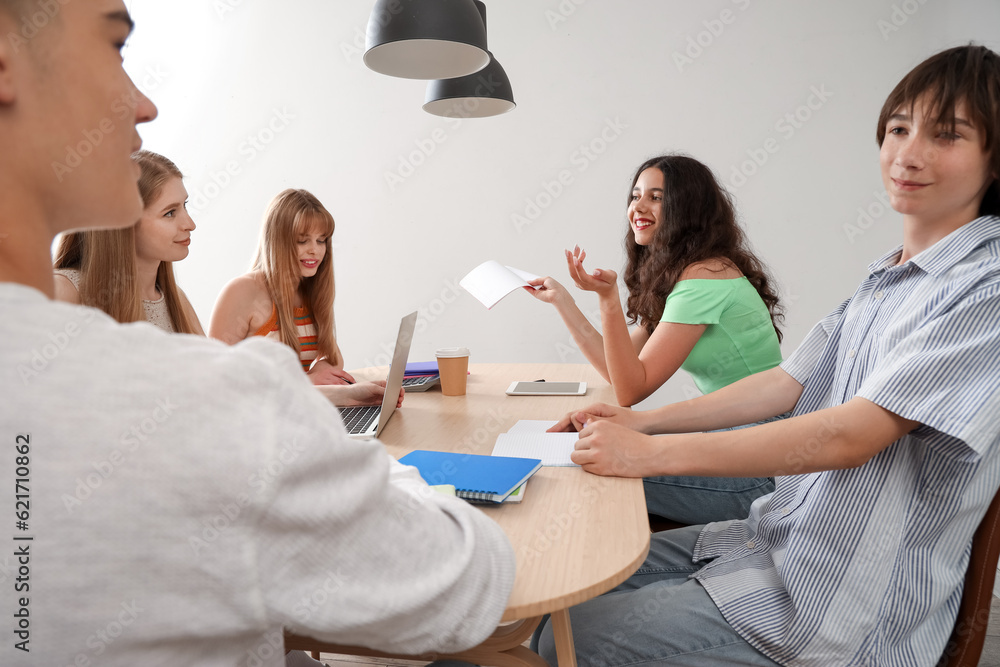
left=435, top=347, right=470, bottom=358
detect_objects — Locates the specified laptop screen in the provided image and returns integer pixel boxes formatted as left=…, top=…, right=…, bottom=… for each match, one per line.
left=374, top=311, right=417, bottom=438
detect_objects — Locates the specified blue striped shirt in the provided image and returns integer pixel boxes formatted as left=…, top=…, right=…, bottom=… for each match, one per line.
left=693, top=216, right=1000, bottom=666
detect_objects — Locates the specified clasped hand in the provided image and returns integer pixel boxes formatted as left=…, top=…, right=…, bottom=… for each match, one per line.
left=547, top=402, right=661, bottom=478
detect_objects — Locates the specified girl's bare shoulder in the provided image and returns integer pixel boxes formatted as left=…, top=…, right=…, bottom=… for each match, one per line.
left=679, top=258, right=742, bottom=281
left=223, top=271, right=270, bottom=301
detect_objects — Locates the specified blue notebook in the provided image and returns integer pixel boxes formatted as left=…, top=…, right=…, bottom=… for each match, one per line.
left=399, top=450, right=542, bottom=504
left=405, top=361, right=439, bottom=377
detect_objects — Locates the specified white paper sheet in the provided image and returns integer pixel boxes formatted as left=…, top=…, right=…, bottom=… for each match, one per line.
left=459, top=260, right=542, bottom=309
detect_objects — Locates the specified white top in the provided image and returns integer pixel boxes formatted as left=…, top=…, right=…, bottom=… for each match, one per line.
left=0, top=283, right=515, bottom=666
left=53, top=267, right=175, bottom=332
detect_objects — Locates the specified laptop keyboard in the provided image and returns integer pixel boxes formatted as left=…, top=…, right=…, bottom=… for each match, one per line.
left=338, top=406, right=380, bottom=434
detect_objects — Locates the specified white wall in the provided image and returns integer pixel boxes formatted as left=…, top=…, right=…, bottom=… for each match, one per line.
left=123, top=0, right=1000, bottom=408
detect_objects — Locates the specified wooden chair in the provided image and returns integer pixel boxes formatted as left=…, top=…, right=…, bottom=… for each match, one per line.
left=938, top=485, right=1000, bottom=666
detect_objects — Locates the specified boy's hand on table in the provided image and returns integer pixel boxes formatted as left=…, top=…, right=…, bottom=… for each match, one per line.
left=548, top=402, right=638, bottom=433
left=573, top=420, right=662, bottom=478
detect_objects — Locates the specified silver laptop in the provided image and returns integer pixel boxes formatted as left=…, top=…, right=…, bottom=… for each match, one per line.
left=338, top=311, right=416, bottom=439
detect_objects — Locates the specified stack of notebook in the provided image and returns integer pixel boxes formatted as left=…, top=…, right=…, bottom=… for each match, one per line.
left=399, top=450, right=541, bottom=504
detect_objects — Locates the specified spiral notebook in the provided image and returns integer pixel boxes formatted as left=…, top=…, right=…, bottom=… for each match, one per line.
left=491, top=432, right=579, bottom=467
left=398, top=450, right=542, bottom=504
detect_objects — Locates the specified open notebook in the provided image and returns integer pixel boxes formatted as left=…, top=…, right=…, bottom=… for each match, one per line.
left=491, top=420, right=580, bottom=467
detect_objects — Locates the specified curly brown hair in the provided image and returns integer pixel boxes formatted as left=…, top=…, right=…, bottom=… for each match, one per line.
left=622, top=154, right=784, bottom=340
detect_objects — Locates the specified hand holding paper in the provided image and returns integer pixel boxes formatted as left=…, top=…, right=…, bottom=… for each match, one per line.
left=460, top=260, right=542, bottom=309
left=521, top=275, right=574, bottom=307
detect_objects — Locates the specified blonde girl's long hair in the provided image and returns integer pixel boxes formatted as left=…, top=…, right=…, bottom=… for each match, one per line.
left=251, top=189, right=340, bottom=367
left=52, top=150, right=201, bottom=334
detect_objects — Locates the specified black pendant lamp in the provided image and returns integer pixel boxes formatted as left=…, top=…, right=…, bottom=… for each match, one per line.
left=364, top=0, right=490, bottom=80
left=423, top=1, right=515, bottom=118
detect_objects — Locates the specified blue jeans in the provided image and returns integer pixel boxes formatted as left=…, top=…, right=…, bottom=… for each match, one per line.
left=531, top=525, right=780, bottom=666
left=643, top=413, right=789, bottom=524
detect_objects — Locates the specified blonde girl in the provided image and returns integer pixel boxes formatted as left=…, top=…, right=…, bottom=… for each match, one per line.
left=53, top=150, right=203, bottom=334
left=210, top=188, right=353, bottom=386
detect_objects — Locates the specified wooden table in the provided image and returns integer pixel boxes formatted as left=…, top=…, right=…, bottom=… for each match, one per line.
left=286, top=364, right=650, bottom=666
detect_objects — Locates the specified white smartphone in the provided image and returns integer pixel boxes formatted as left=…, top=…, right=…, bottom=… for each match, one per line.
left=505, top=381, right=587, bottom=396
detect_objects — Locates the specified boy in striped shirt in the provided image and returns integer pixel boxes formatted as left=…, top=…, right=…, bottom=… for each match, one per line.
left=544, top=44, right=1000, bottom=666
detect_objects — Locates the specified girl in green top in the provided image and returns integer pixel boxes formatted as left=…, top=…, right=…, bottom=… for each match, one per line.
left=527, top=154, right=785, bottom=523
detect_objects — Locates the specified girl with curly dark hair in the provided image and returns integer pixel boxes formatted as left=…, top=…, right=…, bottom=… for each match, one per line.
left=527, top=154, right=785, bottom=523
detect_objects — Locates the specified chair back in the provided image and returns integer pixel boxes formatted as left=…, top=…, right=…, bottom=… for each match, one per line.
left=938, top=485, right=1000, bottom=666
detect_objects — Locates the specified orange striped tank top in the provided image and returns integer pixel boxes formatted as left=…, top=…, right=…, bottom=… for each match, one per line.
left=253, top=304, right=319, bottom=371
